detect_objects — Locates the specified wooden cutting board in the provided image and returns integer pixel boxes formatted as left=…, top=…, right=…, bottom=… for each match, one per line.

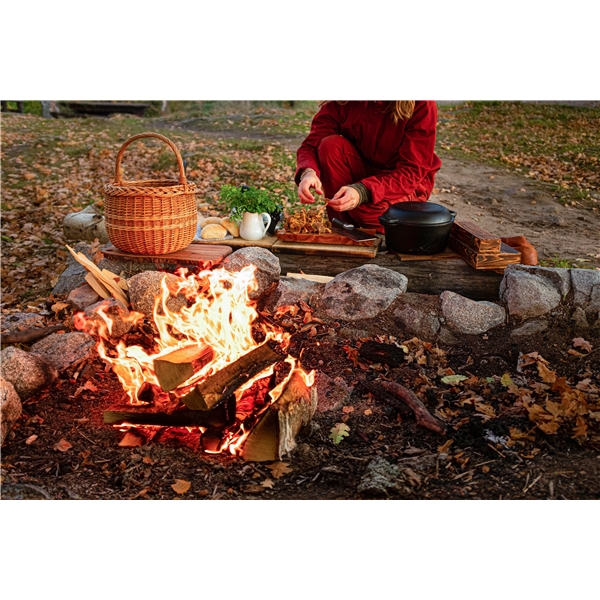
left=272, top=239, right=381, bottom=259
left=276, top=229, right=379, bottom=247
left=193, top=235, right=277, bottom=250
left=101, top=243, right=232, bottom=266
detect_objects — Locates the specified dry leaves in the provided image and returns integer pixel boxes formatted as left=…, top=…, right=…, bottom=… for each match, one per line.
left=268, top=461, right=293, bottom=479
left=171, top=479, right=191, bottom=495
left=53, top=439, right=72, bottom=452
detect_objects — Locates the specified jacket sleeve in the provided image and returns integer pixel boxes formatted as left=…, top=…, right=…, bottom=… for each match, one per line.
left=295, top=103, right=342, bottom=185
left=360, top=101, right=440, bottom=205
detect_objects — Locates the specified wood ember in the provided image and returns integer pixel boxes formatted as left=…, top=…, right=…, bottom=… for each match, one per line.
left=241, top=367, right=317, bottom=462
left=181, top=341, right=283, bottom=411
left=153, top=345, right=215, bottom=392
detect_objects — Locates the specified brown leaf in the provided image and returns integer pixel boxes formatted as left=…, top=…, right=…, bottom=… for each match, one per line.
left=363, top=409, right=373, bottom=416
left=342, top=405, right=355, bottom=414
left=437, top=439, right=454, bottom=453
left=261, top=478, right=275, bottom=489
left=119, top=431, right=143, bottom=447
left=25, top=434, right=38, bottom=445
left=573, top=337, right=593, bottom=353
left=171, top=479, right=191, bottom=495
left=53, top=438, right=72, bottom=452
left=242, top=484, right=264, bottom=494
left=268, top=461, right=293, bottom=479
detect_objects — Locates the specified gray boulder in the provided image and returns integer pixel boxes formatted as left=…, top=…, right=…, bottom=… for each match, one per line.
left=393, top=293, right=441, bottom=340
left=0, top=347, right=58, bottom=400
left=500, top=268, right=562, bottom=319
left=67, top=283, right=100, bottom=310
left=264, top=277, right=325, bottom=312
left=127, top=271, right=187, bottom=318
left=571, top=269, right=600, bottom=311
left=1, top=312, right=46, bottom=333
left=222, top=247, right=281, bottom=302
left=319, top=265, right=408, bottom=321
left=80, top=298, right=137, bottom=338
left=31, top=332, right=96, bottom=372
left=440, top=291, right=506, bottom=335
left=0, top=376, right=22, bottom=445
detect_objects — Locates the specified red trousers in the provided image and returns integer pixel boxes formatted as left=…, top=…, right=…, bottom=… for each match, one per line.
left=317, top=135, right=428, bottom=233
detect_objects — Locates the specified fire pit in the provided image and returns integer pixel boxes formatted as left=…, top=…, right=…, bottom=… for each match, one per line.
left=74, top=265, right=316, bottom=461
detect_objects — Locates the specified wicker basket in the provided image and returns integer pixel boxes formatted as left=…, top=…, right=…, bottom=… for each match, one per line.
left=104, top=132, right=197, bottom=255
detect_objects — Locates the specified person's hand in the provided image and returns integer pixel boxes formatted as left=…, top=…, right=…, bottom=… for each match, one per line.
left=298, top=170, right=323, bottom=204
left=327, top=186, right=360, bottom=212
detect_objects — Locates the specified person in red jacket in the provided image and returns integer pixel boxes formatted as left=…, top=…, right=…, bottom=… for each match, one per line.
left=295, top=101, right=442, bottom=233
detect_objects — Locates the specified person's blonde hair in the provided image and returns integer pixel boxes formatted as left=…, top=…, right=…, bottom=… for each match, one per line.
left=320, top=101, right=415, bottom=124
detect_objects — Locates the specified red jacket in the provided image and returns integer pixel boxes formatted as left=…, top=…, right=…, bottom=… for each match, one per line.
left=295, top=101, right=442, bottom=206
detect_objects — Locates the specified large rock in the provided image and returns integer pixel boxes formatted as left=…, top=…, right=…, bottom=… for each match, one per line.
left=127, top=271, right=187, bottom=318
left=1, top=312, right=46, bottom=333
left=440, top=291, right=506, bottom=335
left=357, top=457, right=411, bottom=497
left=500, top=267, right=562, bottom=319
left=51, top=241, right=95, bottom=296
left=319, top=265, right=408, bottom=321
left=31, top=332, right=96, bottom=372
left=393, top=293, right=441, bottom=340
left=504, top=265, right=571, bottom=298
left=221, top=247, right=281, bottom=302
left=0, top=347, right=58, bottom=400
left=67, top=283, right=100, bottom=310
left=79, top=298, right=138, bottom=338
left=571, top=269, right=600, bottom=311
left=264, top=277, right=325, bottom=312
left=1, top=376, right=22, bottom=445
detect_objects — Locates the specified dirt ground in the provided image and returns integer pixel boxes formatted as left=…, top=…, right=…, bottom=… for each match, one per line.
left=2, top=114, right=599, bottom=501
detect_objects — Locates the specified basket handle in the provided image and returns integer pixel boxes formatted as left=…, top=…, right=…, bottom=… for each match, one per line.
left=114, top=132, right=188, bottom=185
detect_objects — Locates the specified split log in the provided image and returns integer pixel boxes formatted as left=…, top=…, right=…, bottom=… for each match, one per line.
left=153, top=345, right=215, bottom=392
left=104, top=395, right=236, bottom=429
left=241, top=368, right=317, bottom=462
left=1, top=325, right=66, bottom=345
left=181, top=341, right=283, bottom=411
left=358, top=340, right=405, bottom=367
left=378, top=380, right=447, bottom=435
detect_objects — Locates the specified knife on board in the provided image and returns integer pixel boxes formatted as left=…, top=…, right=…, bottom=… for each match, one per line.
left=331, top=217, right=379, bottom=242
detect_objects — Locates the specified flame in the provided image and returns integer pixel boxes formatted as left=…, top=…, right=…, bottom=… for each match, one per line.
left=76, top=265, right=313, bottom=454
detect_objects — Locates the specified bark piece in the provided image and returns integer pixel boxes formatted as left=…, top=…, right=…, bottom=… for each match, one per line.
left=181, top=341, right=282, bottom=411
left=0, top=325, right=66, bottom=345
left=153, top=345, right=215, bottom=392
left=241, top=368, right=317, bottom=462
left=378, top=380, right=447, bottom=435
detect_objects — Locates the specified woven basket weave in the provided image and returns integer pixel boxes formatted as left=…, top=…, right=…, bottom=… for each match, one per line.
left=104, top=132, right=197, bottom=255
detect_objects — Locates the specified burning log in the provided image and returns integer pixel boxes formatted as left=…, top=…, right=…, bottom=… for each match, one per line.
left=241, top=368, right=317, bottom=462
left=378, top=380, right=447, bottom=435
left=181, top=341, right=283, bottom=411
left=104, top=395, right=236, bottom=429
left=153, top=345, right=215, bottom=392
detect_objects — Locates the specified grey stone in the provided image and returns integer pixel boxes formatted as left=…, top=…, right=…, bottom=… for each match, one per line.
left=314, top=372, right=353, bottom=413
left=0, top=347, right=58, bottom=400
left=394, top=305, right=440, bottom=340
left=0, top=376, right=22, bottom=445
left=81, top=298, right=137, bottom=338
left=437, top=327, right=461, bottom=346
left=501, top=264, right=571, bottom=299
left=30, top=332, right=96, bottom=372
left=221, top=247, right=281, bottom=302
left=570, top=269, right=600, bottom=310
left=511, top=320, right=549, bottom=337
left=319, top=265, right=408, bottom=321
left=500, top=269, right=562, bottom=319
left=440, top=291, right=506, bottom=335
left=67, top=283, right=100, bottom=310
left=51, top=241, right=94, bottom=296
left=1, top=312, right=46, bottom=333
left=264, top=277, right=325, bottom=312
left=127, top=271, right=187, bottom=318
left=570, top=307, right=590, bottom=329
left=358, top=457, right=410, bottom=496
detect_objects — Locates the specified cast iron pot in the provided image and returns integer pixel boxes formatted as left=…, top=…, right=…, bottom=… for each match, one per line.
left=378, top=201, right=457, bottom=255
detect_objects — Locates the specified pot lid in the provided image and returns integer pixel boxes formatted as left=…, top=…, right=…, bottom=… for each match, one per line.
left=379, top=201, right=455, bottom=225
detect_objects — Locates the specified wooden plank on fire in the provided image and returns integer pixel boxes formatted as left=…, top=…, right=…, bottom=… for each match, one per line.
left=451, top=221, right=502, bottom=253
left=181, top=341, right=283, bottom=411
left=153, top=345, right=215, bottom=392
left=241, top=367, right=318, bottom=462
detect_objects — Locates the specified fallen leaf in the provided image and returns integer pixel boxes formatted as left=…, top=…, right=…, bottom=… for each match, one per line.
left=142, top=456, right=155, bottom=465
left=119, top=431, right=143, bottom=447
left=268, top=461, right=293, bottom=479
left=441, top=374, right=468, bottom=384
left=572, top=416, right=588, bottom=441
left=500, top=373, right=513, bottom=387
left=537, top=421, right=560, bottom=435
left=342, top=405, right=355, bottom=414
left=437, top=439, right=454, bottom=453
left=573, top=337, right=593, bottom=353
left=25, top=434, right=38, bottom=445
left=329, top=422, right=350, bottom=444
left=242, top=485, right=264, bottom=494
left=51, top=302, right=70, bottom=313
left=53, top=438, right=72, bottom=452
left=171, top=479, right=191, bottom=495
left=363, top=409, right=373, bottom=416
left=261, top=478, right=275, bottom=489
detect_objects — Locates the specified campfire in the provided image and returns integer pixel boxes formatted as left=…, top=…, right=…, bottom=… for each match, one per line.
left=73, top=265, right=316, bottom=461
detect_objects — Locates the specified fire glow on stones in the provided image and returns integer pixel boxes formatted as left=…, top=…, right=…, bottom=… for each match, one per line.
left=73, top=265, right=315, bottom=456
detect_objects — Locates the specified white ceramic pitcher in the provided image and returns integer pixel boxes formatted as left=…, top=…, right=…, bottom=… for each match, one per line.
left=239, top=211, right=271, bottom=241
